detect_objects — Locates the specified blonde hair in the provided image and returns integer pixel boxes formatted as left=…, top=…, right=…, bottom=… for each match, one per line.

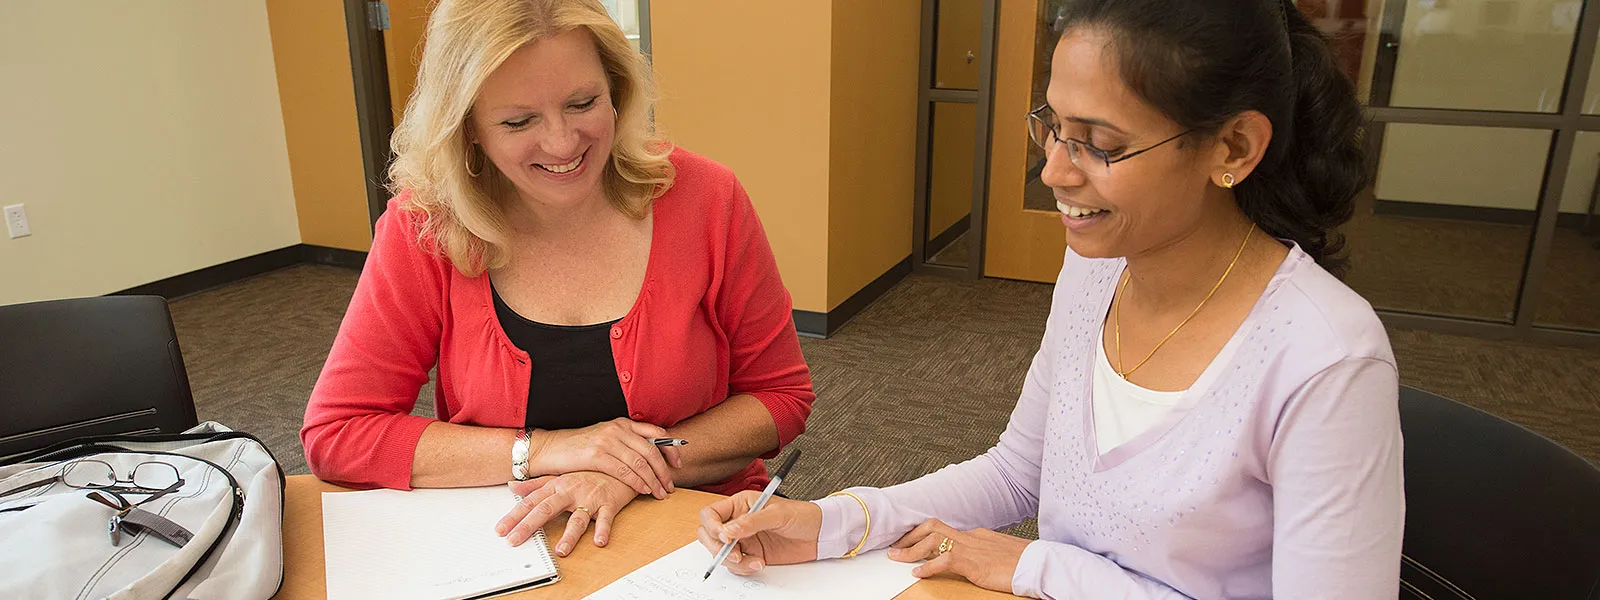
left=387, top=0, right=674, bottom=275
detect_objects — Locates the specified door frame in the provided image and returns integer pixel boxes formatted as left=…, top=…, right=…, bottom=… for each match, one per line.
left=345, top=0, right=397, bottom=229
left=911, top=0, right=999, bottom=279
left=978, top=0, right=1073, bottom=284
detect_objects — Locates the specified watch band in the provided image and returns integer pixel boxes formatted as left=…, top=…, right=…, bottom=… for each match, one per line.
left=512, top=427, right=532, bottom=481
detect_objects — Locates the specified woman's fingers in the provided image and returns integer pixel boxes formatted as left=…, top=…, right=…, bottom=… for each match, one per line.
left=506, top=491, right=569, bottom=546
left=661, top=444, right=684, bottom=469
left=554, top=507, right=591, bottom=557
left=697, top=498, right=737, bottom=543
left=508, top=475, right=555, bottom=497
left=889, top=519, right=953, bottom=563
left=911, top=550, right=955, bottom=578
left=619, top=419, right=681, bottom=480
left=593, top=503, right=618, bottom=547
left=721, top=500, right=795, bottom=542
left=496, top=482, right=557, bottom=537
left=696, top=493, right=762, bottom=568
left=600, top=454, right=655, bottom=496
left=696, top=518, right=743, bottom=565
left=715, top=539, right=761, bottom=576
left=899, top=529, right=947, bottom=562
left=612, top=432, right=674, bottom=497
left=890, top=519, right=938, bottom=549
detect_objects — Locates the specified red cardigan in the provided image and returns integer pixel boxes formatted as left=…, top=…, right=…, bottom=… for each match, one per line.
left=301, top=149, right=815, bottom=495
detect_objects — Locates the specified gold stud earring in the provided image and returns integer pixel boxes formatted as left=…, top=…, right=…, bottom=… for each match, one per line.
left=1221, top=172, right=1236, bottom=189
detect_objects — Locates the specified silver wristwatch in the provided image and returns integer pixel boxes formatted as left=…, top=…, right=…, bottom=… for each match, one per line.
left=512, top=428, right=533, bottom=481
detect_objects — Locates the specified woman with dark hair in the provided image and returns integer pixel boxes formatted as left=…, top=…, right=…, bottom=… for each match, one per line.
left=693, top=0, right=1402, bottom=598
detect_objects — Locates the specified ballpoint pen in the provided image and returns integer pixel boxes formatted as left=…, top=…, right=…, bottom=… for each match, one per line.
left=703, top=449, right=801, bottom=580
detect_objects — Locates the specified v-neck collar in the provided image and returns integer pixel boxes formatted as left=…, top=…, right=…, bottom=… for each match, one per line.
left=1079, top=246, right=1304, bottom=472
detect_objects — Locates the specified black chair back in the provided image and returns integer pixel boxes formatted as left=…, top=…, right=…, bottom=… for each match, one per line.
left=1399, top=385, right=1600, bottom=600
left=0, top=296, right=197, bottom=458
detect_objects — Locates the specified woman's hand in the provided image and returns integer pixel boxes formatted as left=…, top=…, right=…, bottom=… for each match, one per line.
left=888, top=519, right=1030, bottom=593
left=695, top=490, right=822, bottom=575
left=496, top=471, right=641, bottom=556
left=526, top=418, right=683, bottom=500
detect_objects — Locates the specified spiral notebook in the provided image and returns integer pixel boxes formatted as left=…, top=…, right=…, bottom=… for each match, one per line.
left=322, top=486, right=561, bottom=600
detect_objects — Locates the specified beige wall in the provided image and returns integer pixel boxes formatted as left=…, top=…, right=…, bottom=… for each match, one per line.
left=1375, top=124, right=1557, bottom=211
left=0, top=2, right=301, bottom=306
left=826, top=0, right=920, bottom=309
left=1388, top=0, right=1575, bottom=113
left=651, top=2, right=835, bottom=312
left=1376, top=0, right=1587, bottom=213
left=267, top=0, right=373, bottom=252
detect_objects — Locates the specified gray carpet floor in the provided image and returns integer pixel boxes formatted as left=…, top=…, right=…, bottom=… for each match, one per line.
left=169, top=264, right=1600, bottom=541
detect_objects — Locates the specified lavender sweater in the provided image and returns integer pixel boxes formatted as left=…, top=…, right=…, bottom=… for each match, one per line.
left=814, top=245, right=1404, bottom=599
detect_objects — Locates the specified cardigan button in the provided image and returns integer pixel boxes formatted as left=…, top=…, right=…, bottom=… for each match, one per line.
left=619, top=370, right=632, bottom=383
left=610, top=326, right=623, bottom=339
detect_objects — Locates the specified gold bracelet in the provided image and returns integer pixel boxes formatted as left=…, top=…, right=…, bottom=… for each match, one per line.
left=827, top=491, right=871, bottom=558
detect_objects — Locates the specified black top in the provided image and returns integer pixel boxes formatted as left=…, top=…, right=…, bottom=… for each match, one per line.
left=491, top=284, right=630, bottom=430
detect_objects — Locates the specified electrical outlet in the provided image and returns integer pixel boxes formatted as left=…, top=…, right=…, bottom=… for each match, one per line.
left=5, top=204, right=30, bottom=239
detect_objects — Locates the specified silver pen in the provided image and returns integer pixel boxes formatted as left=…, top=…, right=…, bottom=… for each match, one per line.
left=703, top=449, right=801, bottom=580
left=650, top=437, right=690, bottom=447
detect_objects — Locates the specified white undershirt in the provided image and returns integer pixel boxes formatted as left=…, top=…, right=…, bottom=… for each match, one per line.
left=1092, top=327, right=1189, bottom=455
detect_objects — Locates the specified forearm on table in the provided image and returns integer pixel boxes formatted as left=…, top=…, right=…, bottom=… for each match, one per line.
left=665, top=394, right=780, bottom=487
left=409, top=421, right=519, bottom=488
left=815, top=453, right=1029, bottom=558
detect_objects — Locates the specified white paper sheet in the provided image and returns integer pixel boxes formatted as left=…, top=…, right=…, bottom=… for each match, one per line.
left=583, top=542, right=921, bottom=600
left=322, top=486, right=559, bottom=600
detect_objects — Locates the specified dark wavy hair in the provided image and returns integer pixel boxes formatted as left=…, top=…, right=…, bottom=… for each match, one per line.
left=1057, top=0, right=1367, bottom=277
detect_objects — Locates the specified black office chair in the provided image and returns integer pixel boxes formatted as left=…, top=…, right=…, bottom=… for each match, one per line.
left=0, top=296, right=198, bottom=458
left=1399, top=385, right=1600, bottom=600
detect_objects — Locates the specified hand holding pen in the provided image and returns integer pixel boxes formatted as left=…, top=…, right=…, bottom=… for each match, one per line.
left=522, top=420, right=684, bottom=500
left=695, top=450, right=823, bottom=578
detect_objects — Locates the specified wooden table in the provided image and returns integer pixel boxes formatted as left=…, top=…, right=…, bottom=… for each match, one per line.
left=275, top=475, right=1011, bottom=599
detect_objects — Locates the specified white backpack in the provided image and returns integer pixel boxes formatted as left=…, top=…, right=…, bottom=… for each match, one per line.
left=0, top=422, right=284, bottom=599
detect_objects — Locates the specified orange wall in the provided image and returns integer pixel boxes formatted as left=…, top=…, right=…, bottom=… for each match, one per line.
left=651, top=2, right=835, bottom=312
left=265, top=0, right=373, bottom=252
left=928, top=103, right=977, bottom=238
left=384, top=0, right=432, bottom=124
left=346, top=2, right=918, bottom=313
left=826, top=0, right=921, bottom=309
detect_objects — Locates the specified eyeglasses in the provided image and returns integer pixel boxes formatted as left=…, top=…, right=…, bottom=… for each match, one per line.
left=62, top=459, right=183, bottom=494
left=0, top=459, right=185, bottom=500
left=1027, top=104, right=1191, bottom=178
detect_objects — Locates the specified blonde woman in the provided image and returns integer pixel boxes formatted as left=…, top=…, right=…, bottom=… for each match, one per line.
left=301, top=0, right=814, bottom=558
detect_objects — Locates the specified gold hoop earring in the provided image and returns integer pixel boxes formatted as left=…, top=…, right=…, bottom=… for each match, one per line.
left=465, top=143, right=483, bottom=178
left=1221, top=172, right=1236, bottom=189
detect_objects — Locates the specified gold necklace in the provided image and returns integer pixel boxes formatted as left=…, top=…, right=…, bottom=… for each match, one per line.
left=1115, top=222, right=1255, bottom=379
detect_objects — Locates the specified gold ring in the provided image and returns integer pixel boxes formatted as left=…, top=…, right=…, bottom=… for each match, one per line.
left=938, top=537, right=954, bottom=555
left=573, top=506, right=590, bottom=515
